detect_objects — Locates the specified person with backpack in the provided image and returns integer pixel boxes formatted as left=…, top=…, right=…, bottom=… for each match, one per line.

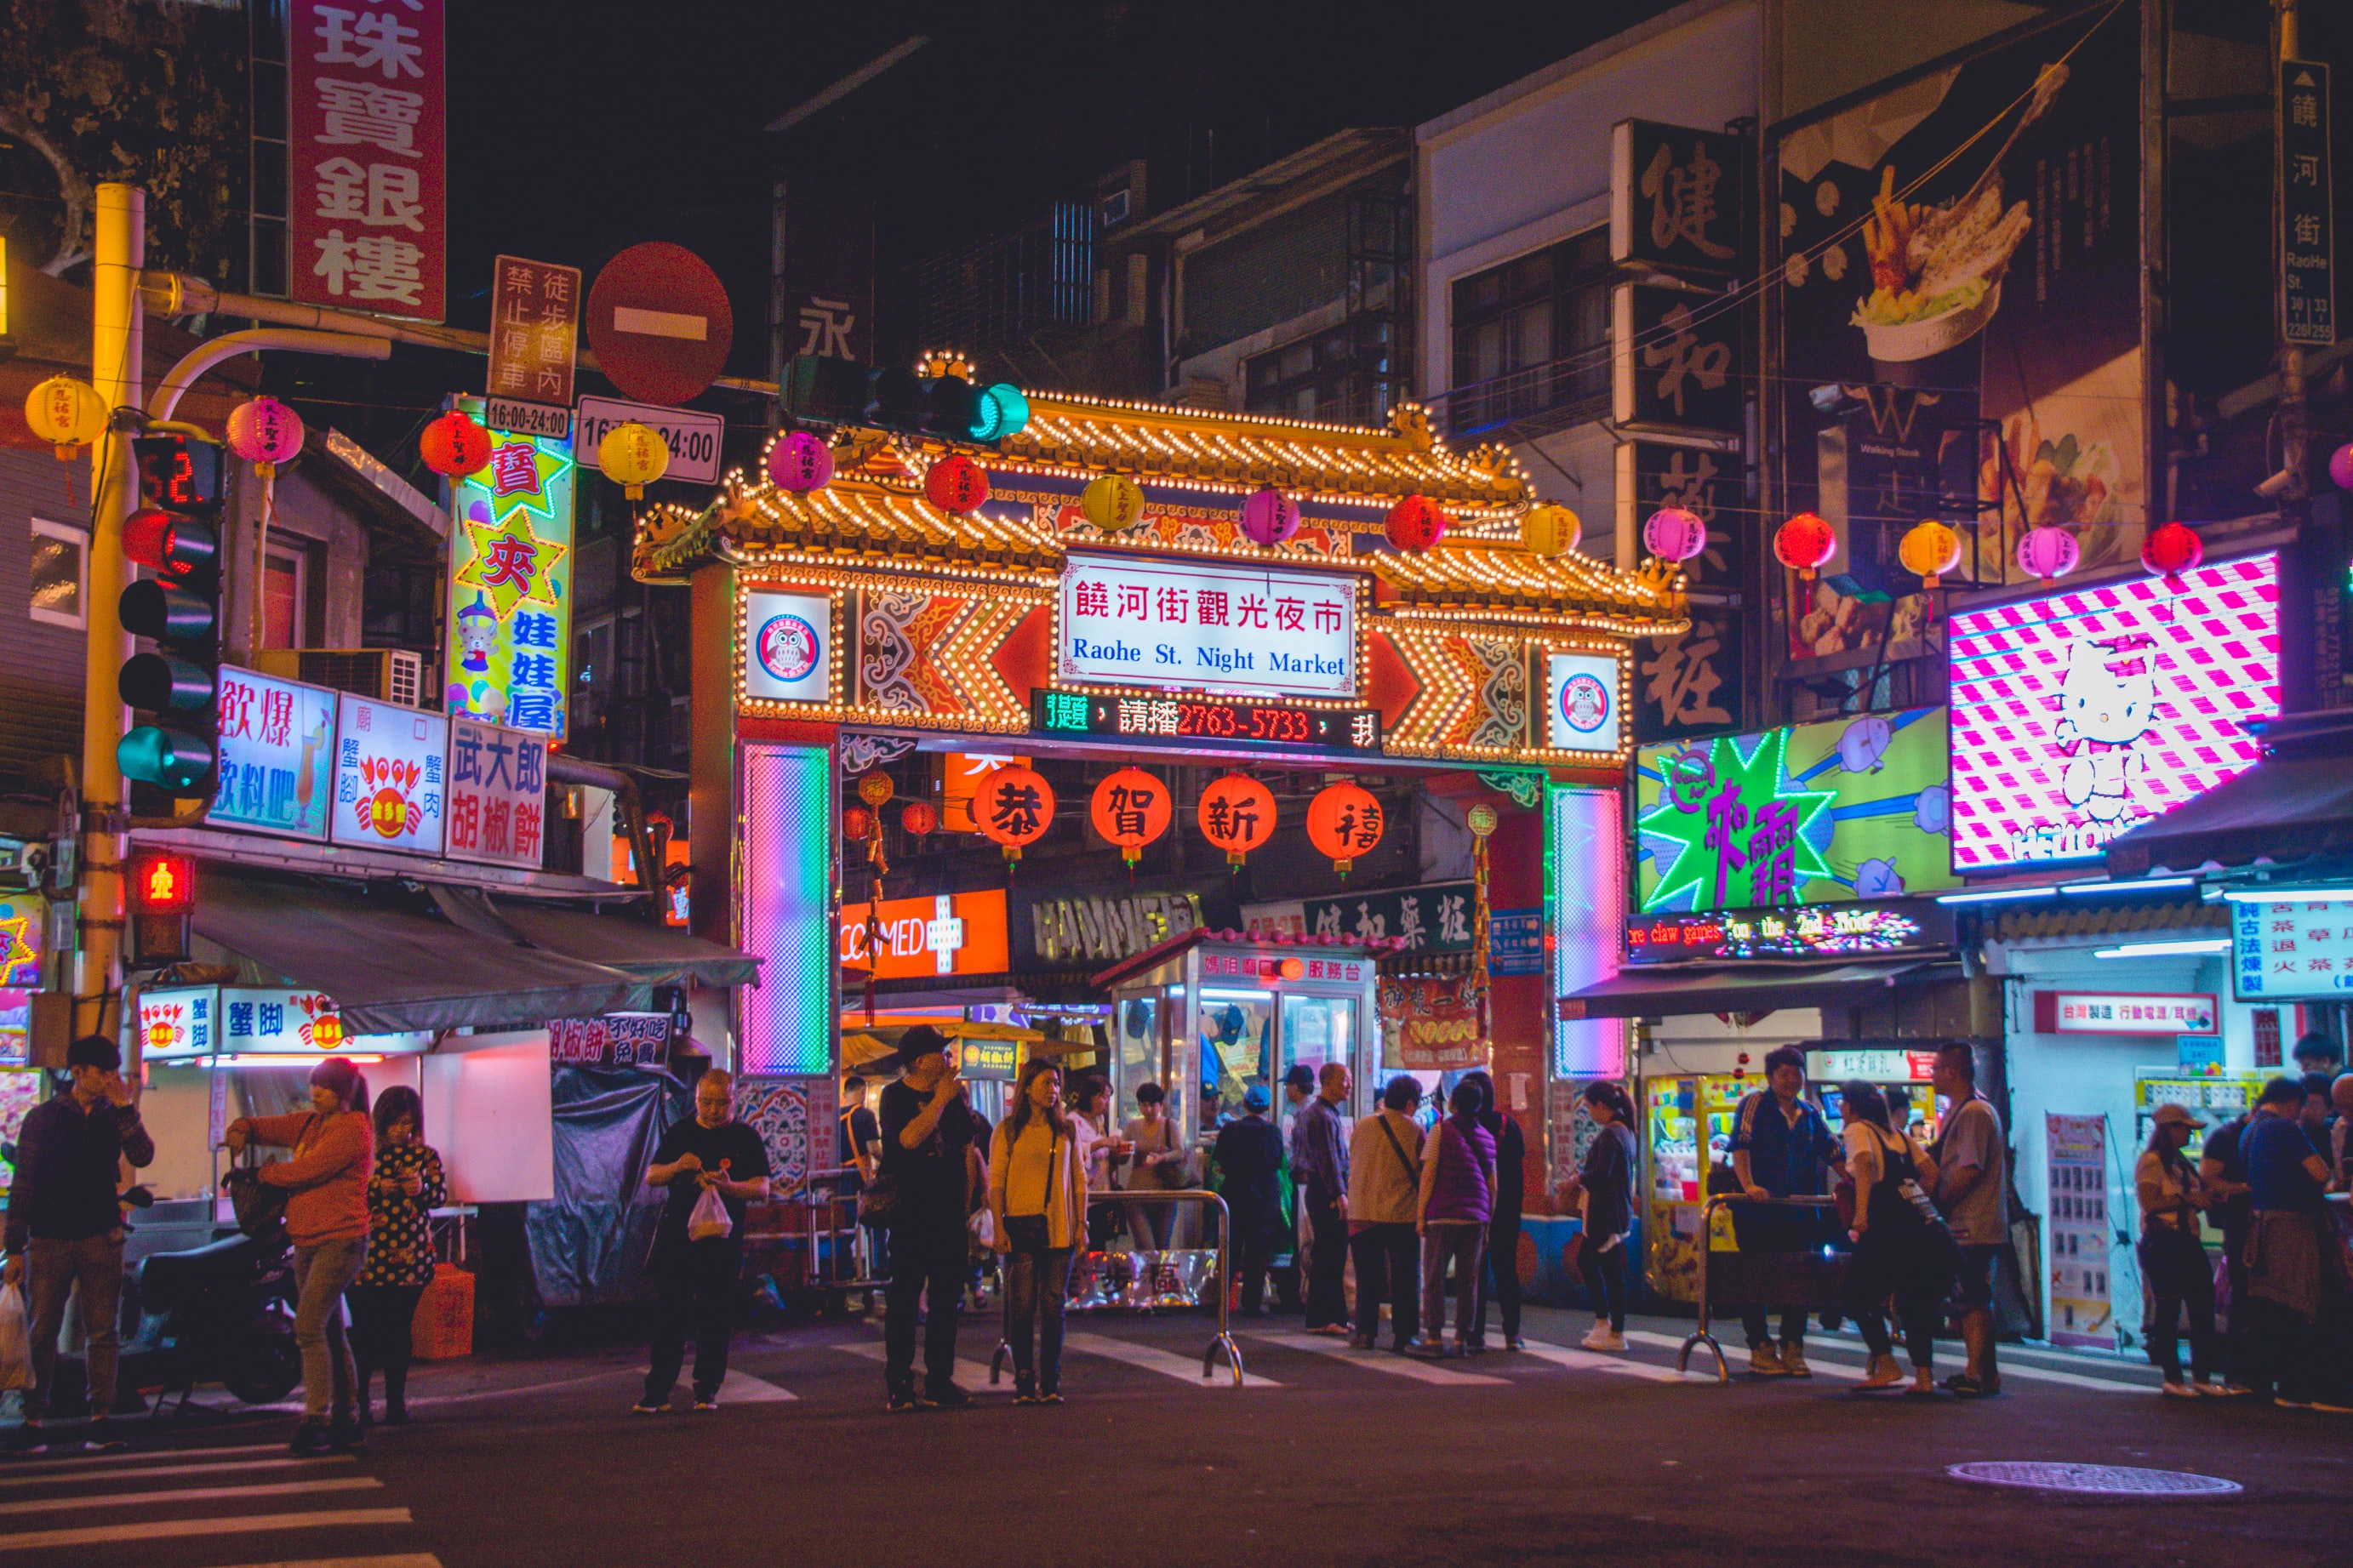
left=1347, top=1076, right=1425, bottom=1350
left=632, top=1069, right=770, bottom=1414
left=1836, top=1078, right=1954, bottom=1394
left=1416, top=1080, right=1497, bottom=1358
left=988, top=1059, right=1086, bottom=1404
left=1461, top=1070, right=1526, bottom=1351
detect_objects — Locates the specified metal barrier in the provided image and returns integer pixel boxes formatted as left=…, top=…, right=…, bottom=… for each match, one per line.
left=987, top=1188, right=1247, bottom=1388
left=742, top=1165, right=885, bottom=1300
left=1677, top=1195, right=1845, bottom=1383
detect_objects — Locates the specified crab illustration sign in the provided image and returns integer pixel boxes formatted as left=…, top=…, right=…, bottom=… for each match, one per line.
left=332, top=694, right=448, bottom=856
left=445, top=398, right=575, bottom=738
left=1948, top=553, right=2280, bottom=869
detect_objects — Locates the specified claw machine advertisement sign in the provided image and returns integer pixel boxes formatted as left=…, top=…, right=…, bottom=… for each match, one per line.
left=445, top=396, right=574, bottom=739
left=1635, top=708, right=1956, bottom=914
left=1948, top=553, right=2279, bottom=869
left=1773, top=4, right=2144, bottom=662
left=332, top=693, right=448, bottom=855
left=2045, top=1112, right=2113, bottom=1348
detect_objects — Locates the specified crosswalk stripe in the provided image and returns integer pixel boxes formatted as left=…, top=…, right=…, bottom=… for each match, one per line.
left=832, top=1342, right=1010, bottom=1394
left=720, top=1373, right=797, bottom=1404
left=0, top=1456, right=352, bottom=1491
left=1507, top=1337, right=1705, bottom=1383
left=1062, top=1331, right=1281, bottom=1388
left=1617, top=1330, right=2145, bottom=1392
left=213, top=1558, right=442, bottom=1568
left=0, top=1475, right=380, bottom=1518
left=0, top=1440, right=289, bottom=1472
left=0, top=1506, right=412, bottom=1552
left=1248, top=1332, right=1507, bottom=1386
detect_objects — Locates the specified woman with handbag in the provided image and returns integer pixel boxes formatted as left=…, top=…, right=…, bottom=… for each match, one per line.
left=1122, top=1082, right=1186, bottom=1252
left=2136, top=1103, right=2221, bottom=1397
left=1416, top=1080, right=1497, bottom=1357
left=346, top=1086, right=446, bottom=1429
left=989, top=1060, right=1087, bottom=1404
left=226, top=1058, right=374, bottom=1454
left=1836, top=1078, right=1953, bottom=1394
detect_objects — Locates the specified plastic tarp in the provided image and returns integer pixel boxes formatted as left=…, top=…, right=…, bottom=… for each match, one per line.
left=523, top=1065, right=688, bottom=1307
left=488, top=900, right=761, bottom=989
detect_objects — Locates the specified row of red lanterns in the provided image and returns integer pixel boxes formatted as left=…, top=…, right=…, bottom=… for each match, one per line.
left=1753, top=507, right=2208, bottom=597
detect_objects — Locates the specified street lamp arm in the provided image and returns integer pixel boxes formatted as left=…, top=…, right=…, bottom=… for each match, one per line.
left=146, top=328, right=391, bottom=423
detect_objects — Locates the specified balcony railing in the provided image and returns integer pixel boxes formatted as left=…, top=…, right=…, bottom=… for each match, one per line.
left=1426, top=353, right=1609, bottom=442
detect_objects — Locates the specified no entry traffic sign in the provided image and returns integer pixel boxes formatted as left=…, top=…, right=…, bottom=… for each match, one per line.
left=585, top=242, right=734, bottom=408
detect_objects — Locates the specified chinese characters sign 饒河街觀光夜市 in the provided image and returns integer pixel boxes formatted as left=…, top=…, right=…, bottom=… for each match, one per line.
left=1635, top=708, right=1956, bottom=915
left=332, top=693, right=447, bottom=856
left=1947, top=554, right=2280, bottom=870
left=446, top=399, right=574, bottom=738
left=210, top=666, right=338, bottom=841
left=443, top=716, right=547, bottom=870
left=2233, top=898, right=2353, bottom=1001
left=288, top=0, right=446, bottom=322
left=1056, top=551, right=1356, bottom=699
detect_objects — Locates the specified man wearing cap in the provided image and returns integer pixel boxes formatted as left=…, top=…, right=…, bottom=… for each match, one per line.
left=877, top=1026, right=981, bottom=1411
left=1214, top=1084, right=1285, bottom=1317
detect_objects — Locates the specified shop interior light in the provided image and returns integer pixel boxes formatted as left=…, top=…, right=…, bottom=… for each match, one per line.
left=2218, top=887, right=2352, bottom=903
left=2058, top=876, right=2197, bottom=895
left=2092, top=938, right=2231, bottom=960
left=1934, top=885, right=2060, bottom=905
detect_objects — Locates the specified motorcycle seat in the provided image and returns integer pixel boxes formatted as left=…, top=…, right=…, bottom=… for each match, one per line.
left=135, top=1230, right=281, bottom=1312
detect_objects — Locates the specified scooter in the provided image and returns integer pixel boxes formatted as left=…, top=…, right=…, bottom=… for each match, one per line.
left=117, top=1160, right=302, bottom=1411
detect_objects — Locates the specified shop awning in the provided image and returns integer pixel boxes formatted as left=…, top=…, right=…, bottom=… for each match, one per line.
left=1557, top=961, right=1957, bottom=1021
left=193, top=877, right=650, bottom=1035
left=2105, top=751, right=2353, bottom=876
left=488, top=900, right=760, bottom=989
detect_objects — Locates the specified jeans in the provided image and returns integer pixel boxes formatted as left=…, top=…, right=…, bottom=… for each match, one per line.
left=1475, top=1212, right=1522, bottom=1340
left=1229, top=1205, right=1277, bottom=1314
left=1844, top=1233, right=1939, bottom=1373
left=861, top=1223, right=892, bottom=1282
left=23, top=1233, right=124, bottom=1420
left=1421, top=1222, right=1486, bottom=1343
left=1004, top=1245, right=1072, bottom=1392
left=644, top=1238, right=741, bottom=1405
left=347, top=1281, right=427, bottom=1411
left=1128, top=1199, right=1174, bottom=1252
left=1578, top=1231, right=1627, bottom=1333
left=1350, top=1223, right=1419, bottom=1345
left=1301, top=1183, right=1348, bottom=1331
left=884, top=1216, right=968, bottom=1395
left=292, top=1236, right=368, bottom=1421
left=2139, top=1229, right=2219, bottom=1384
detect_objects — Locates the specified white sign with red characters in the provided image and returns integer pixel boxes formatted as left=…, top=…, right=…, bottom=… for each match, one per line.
left=332, top=693, right=448, bottom=855
left=1058, top=551, right=1356, bottom=698
left=136, top=985, right=215, bottom=1061
left=2035, top=991, right=2219, bottom=1036
left=444, top=716, right=548, bottom=870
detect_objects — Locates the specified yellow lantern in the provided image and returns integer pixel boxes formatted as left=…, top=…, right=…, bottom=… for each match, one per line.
left=1079, top=473, right=1145, bottom=532
left=1898, top=519, right=1963, bottom=590
left=597, top=420, right=669, bottom=499
left=1521, top=502, right=1580, bottom=557
left=24, top=375, right=108, bottom=460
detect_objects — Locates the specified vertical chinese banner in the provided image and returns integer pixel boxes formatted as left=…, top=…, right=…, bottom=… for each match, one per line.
left=485, top=256, right=581, bottom=438
left=446, top=397, right=574, bottom=738
left=287, top=0, right=447, bottom=322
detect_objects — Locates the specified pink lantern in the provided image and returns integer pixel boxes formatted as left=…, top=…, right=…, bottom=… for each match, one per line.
left=2015, top=524, right=2079, bottom=585
left=2329, top=442, right=2353, bottom=492
left=1239, top=488, right=1299, bottom=547
left=226, top=396, right=305, bottom=477
left=1643, top=506, right=1707, bottom=564
left=767, top=430, right=833, bottom=492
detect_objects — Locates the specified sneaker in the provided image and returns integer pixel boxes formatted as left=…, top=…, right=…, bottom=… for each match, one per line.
left=2161, top=1381, right=2200, bottom=1399
left=1464, top=1336, right=1488, bottom=1354
left=1013, top=1384, right=1040, bottom=1405
left=1308, top=1323, right=1351, bottom=1338
left=2309, top=1400, right=2353, bottom=1414
left=2218, top=1383, right=2255, bottom=1398
left=1505, top=1335, right=1527, bottom=1352
left=1037, top=1389, right=1064, bottom=1405
left=922, top=1383, right=974, bottom=1411
left=1393, top=1337, right=1429, bottom=1355
left=1942, top=1372, right=1994, bottom=1398
left=629, top=1400, right=670, bottom=1414
left=1856, top=1355, right=1905, bottom=1391
left=288, top=1420, right=333, bottom=1457
left=886, top=1391, right=921, bottom=1414
left=1582, top=1327, right=1628, bottom=1353
left=1779, top=1343, right=1812, bottom=1378
left=81, top=1419, right=128, bottom=1453
left=326, top=1420, right=366, bottom=1454
left=691, top=1399, right=720, bottom=1412
left=2275, top=1396, right=2314, bottom=1410
left=1748, top=1343, right=1789, bottom=1377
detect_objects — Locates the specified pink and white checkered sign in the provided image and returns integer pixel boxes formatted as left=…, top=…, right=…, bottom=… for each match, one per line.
left=1948, top=553, right=2279, bottom=870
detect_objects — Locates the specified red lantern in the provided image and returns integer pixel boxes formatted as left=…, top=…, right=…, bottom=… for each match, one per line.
left=1197, top=773, right=1276, bottom=869
left=1089, top=767, right=1172, bottom=867
left=977, top=763, right=1054, bottom=863
left=1774, top=511, right=1837, bottom=580
left=420, top=411, right=494, bottom=477
left=841, top=805, right=873, bottom=841
left=900, top=800, right=938, bottom=836
left=1305, top=782, right=1384, bottom=877
left=2142, top=520, right=2203, bottom=594
left=925, top=453, right=991, bottom=514
left=1385, top=493, right=1448, bottom=552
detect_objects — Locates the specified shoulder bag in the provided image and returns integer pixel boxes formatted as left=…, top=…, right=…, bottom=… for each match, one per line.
left=221, top=1114, right=313, bottom=1240
left=1374, top=1115, right=1419, bottom=1190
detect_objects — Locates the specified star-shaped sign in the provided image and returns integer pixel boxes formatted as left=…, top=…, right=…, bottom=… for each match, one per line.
left=0, top=909, right=37, bottom=984
left=467, top=436, right=570, bottom=527
left=1641, top=728, right=1837, bottom=914
left=455, top=503, right=569, bottom=621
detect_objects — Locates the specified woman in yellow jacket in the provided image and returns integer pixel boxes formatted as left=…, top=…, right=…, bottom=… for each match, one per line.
left=988, top=1059, right=1088, bottom=1404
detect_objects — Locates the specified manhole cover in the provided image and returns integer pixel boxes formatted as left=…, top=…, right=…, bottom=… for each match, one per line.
left=1947, top=1462, right=2242, bottom=1497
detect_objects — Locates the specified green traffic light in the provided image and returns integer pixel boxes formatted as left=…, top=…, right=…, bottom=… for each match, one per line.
left=118, top=725, right=214, bottom=794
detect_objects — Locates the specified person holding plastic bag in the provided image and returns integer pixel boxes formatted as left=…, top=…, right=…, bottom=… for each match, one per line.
left=633, top=1069, right=770, bottom=1413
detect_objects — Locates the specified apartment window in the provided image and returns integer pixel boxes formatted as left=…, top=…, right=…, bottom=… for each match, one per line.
left=28, top=518, right=87, bottom=630
left=1447, top=226, right=1613, bottom=436
left=261, top=544, right=310, bottom=651
left=1244, top=320, right=1395, bottom=423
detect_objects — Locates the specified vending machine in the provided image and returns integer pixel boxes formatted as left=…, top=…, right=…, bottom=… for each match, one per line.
left=1641, top=1073, right=1749, bottom=1303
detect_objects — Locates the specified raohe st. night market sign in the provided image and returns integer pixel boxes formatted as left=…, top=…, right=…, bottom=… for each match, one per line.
left=1056, top=550, right=1356, bottom=698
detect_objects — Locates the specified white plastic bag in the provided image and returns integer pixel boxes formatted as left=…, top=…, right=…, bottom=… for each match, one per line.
left=687, top=1180, right=734, bottom=1242
left=0, top=1283, right=29, bottom=1392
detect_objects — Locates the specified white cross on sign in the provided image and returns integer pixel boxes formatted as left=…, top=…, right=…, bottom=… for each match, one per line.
left=924, top=894, right=967, bottom=976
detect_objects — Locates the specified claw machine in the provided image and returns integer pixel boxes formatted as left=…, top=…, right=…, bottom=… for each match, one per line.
left=1641, top=1072, right=1750, bottom=1303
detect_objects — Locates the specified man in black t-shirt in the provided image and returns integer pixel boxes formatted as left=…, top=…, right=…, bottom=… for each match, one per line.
left=634, top=1070, right=770, bottom=1413
left=2200, top=1109, right=2257, bottom=1393
left=877, top=1027, right=979, bottom=1411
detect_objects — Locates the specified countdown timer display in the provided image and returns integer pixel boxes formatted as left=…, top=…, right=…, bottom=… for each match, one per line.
left=1036, top=691, right=1380, bottom=751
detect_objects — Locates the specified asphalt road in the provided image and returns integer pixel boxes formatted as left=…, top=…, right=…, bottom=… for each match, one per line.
left=2, top=1303, right=2344, bottom=1568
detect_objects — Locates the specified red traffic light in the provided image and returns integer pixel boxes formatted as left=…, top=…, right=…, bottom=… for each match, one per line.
left=123, top=507, right=218, bottom=579
left=128, top=852, right=197, bottom=915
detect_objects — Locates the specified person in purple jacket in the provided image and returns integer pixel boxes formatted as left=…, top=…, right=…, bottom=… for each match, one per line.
left=1416, top=1080, right=1497, bottom=1358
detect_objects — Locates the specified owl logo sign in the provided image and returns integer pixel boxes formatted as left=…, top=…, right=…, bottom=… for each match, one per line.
left=757, top=613, right=820, bottom=684
left=742, top=590, right=831, bottom=703
left=1560, top=673, right=1611, bottom=735
left=1546, top=653, right=1624, bottom=755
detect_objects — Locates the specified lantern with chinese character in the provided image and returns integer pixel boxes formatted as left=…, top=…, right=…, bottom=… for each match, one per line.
left=1898, top=519, right=1962, bottom=590
left=977, top=763, right=1054, bottom=863
left=1305, top=781, right=1384, bottom=878
left=24, top=375, right=108, bottom=459
left=1080, top=473, right=1145, bottom=532
left=2142, top=520, right=2203, bottom=594
left=420, top=410, right=493, bottom=477
left=767, top=430, right=833, bottom=492
left=926, top=453, right=990, bottom=514
left=2331, top=441, right=2353, bottom=492
left=226, top=396, right=304, bottom=478
left=1521, top=503, right=1580, bottom=558
left=1773, top=510, right=1837, bottom=580
left=598, top=420, right=669, bottom=499
left=842, top=804, right=873, bottom=841
left=1385, top=493, right=1448, bottom=552
left=1197, top=773, right=1276, bottom=870
left=900, top=800, right=938, bottom=836
left=2016, top=523, right=2080, bottom=586
left=1642, top=506, right=1707, bottom=564
left=856, top=772, right=894, bottom=808
left=1089, top=767, right=1171, bottom=868
left=1239, top=487, right=1300, bottom=547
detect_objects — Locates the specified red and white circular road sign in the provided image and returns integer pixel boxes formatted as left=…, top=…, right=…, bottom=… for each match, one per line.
left=584, top=242, right=734, bottom=408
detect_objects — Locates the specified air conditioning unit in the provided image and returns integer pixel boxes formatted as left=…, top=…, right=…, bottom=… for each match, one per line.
left=254, top=647, right=425, bottom=708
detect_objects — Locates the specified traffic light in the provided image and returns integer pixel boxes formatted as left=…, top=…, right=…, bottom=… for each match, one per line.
left=779, top=355, right=1031, bottom=445
left=118, top=435, right=224, bottom=800
left=127, top=848, right=196, bottom=965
